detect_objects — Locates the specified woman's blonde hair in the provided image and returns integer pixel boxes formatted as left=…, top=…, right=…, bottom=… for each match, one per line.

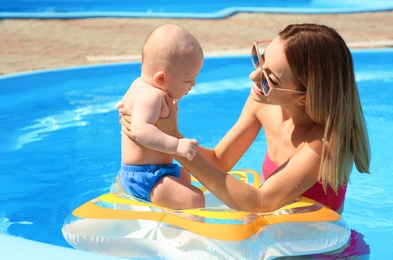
left=279, top=23, right=370, bottom=192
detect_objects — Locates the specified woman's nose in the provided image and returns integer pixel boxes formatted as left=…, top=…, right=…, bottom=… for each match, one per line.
left=249, top=67, right=261, bottom=82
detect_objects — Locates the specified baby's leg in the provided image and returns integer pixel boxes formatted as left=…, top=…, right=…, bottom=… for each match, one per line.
left=150, top=175, right=205, bottom=210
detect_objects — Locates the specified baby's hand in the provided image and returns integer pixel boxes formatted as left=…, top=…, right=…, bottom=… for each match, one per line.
left=176, top=138, right=198, bottom=161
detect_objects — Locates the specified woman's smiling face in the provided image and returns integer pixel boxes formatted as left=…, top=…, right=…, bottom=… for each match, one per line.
left=249, top=37, right=302, bottom=103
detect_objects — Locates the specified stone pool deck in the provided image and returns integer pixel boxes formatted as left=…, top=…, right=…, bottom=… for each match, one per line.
left=1, top=11, right=393, bottom=75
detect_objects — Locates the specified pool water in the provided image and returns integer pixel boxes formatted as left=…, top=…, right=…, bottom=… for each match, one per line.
left=0, top=50, right=392, bottom=258
left=1, top=0, right=393, bottom=18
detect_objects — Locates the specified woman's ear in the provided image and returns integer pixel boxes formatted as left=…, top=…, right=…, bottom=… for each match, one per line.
left=299, top=95, right=306, bottom=106
left=153, top=71, right=166, bottom=85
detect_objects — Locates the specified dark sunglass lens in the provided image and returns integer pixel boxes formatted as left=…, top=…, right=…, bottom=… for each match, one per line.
left=262, top=78, right=270, bottom=95
left=252, top=55, right=259, bottom=68
left=251, top=48, right=259, bottom=68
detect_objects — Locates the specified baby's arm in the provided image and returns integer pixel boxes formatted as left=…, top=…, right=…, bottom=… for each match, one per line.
left=130, top=91, right=198, bottom=160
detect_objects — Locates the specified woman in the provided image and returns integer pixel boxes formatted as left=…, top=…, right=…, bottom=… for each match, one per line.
left=119, top=23, right=370, bottom=214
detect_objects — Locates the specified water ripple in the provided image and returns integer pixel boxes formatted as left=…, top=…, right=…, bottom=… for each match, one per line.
left=15, top=101, right=118, bottom=150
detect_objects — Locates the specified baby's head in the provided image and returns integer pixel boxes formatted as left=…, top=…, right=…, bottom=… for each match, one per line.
left=141, top=24, right=204, bottom=100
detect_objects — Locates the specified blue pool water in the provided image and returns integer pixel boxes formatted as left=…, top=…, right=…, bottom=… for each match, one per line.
left=0, top=50, right=393, bottom=258
left=1, top=0, right=393, bottom=18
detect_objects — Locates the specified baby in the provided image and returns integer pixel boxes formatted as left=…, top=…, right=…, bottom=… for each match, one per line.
left=117, top=24, right=205, bottom=209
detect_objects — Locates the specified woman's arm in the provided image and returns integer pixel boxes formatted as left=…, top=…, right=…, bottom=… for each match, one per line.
left=119, top=94, right=322, bottom=213
left=176, top=140, right=321, bottom=213
left=120, top=94, right=262, bottom=171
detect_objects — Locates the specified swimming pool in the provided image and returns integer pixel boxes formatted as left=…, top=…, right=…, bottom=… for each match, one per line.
left=1, top=0, right=393, bottom=18
left=0, top=49, right=392, bottom=258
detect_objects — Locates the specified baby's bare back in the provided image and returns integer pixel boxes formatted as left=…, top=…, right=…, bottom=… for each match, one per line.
left=121, top=78, right=173, bottom=165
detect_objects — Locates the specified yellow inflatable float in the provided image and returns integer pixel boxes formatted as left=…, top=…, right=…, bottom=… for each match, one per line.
left=62, top=169, right=351, bottom=259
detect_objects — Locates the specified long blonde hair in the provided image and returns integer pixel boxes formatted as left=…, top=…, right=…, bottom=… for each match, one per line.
left=279, top=23, right=370, bottom=192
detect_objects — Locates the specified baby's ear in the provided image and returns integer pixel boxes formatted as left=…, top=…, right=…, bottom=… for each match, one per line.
left=153, top=71, right=166, bottom=84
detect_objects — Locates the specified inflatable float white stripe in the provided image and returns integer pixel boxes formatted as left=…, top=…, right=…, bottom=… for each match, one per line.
left=62, top=169, right=350, bottom=259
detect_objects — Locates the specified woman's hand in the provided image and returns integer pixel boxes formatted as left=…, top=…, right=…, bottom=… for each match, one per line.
left=117, top=94, right=181, bottom=139
left=156, top=93, right=181, bottom=138
left=117, top=102, right=132, bottom=137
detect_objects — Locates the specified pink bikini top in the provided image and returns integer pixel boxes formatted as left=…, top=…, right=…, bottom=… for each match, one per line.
left=262, top=153, right=346, bottom=211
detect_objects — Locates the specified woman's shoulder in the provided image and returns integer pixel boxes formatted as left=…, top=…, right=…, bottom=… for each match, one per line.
left=304, top=123, right=325, bottom=156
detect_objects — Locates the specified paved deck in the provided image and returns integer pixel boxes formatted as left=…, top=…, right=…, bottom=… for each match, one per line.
left=1, top=11, right=393, bottom=75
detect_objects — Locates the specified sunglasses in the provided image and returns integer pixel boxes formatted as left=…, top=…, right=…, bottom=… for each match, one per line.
left=251, top=40, right=306, bottom=96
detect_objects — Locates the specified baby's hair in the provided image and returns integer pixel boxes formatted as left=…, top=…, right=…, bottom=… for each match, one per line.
left=142, top=24, right=203, bottom=70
